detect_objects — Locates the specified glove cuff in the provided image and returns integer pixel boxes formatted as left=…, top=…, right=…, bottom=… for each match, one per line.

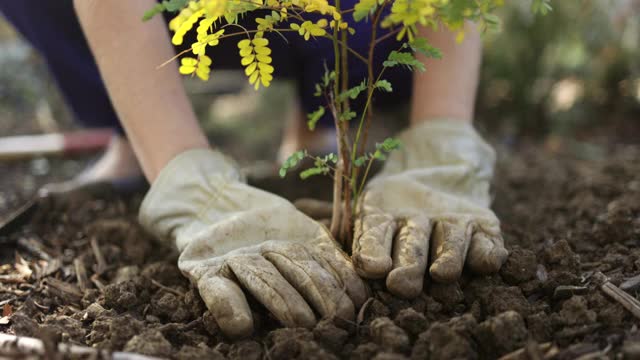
left=382, top=118, right=496, bottom=176
left=138, top=148, right=241, bottom=247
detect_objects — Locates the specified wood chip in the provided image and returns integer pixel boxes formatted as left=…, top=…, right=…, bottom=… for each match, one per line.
left=601, top=281, right=640, bottom=320
left=150, top=279, right=184, bottom=297
left=43, top=278, right=83, bottom=305
left=90, top=236, right=107, bottom=275
left=498, top=342, right=556, bottom=360
left=2, top=303, right=12, bottom=317
left=620, top=274, right=640, bottom=292
left=17, top=237, right=51, bottom=261
left=74, top=258, right=89, bottom=291
left=14, top=254, right=32, bottom=280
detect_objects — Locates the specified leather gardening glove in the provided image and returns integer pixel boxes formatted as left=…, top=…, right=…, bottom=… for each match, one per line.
left=353, top=120, right=508, bottom=299
left=139, top=149, right=367, bottom=338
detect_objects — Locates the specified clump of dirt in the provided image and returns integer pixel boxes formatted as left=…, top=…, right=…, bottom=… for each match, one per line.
left=2, top=143, right=640, bottom=358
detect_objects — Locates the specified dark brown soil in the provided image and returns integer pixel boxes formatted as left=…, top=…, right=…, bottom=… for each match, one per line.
left=1, top=142, right=640, bottom=359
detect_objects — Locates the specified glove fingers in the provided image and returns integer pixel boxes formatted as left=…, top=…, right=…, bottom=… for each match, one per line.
left=467, top=229, right=509, bottom=274
left=227, top=254, right=316, bottom=329
left=353, top=212, right=396, bottom=279
left=386, top=216, right=432, bottom=299
left=263, top=243, right=355, bottom=321
left=197, top=275, right=253, bottom=338
left=313, top=242, right=369, bottom=309
left=429, top=219, right=473, bottom=283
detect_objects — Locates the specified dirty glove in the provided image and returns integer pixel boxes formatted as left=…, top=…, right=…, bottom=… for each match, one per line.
left=139, top=149, right=367, bottom=338
left=353, top=120, right=508, bottom=299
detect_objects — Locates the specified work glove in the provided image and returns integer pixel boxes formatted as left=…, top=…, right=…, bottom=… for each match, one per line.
left=139, top=149, right=367, bottom=338
left=353, top=120, right=508, bottom=299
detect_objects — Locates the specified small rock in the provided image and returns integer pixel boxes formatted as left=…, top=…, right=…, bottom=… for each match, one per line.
left=543, top=240, right=580, bottom=270
left=394, top=308, right=428, bottom=337
left=83, top=303, right=105, bottom=321
left=373, top=353, right=409, bottom=360
left=412, top=321, right=477, bottom=360
left=351, top=343, right=380, bottom=360
left=313, top=318, right=349, bottom=353
left=141, top=262, right=186, bottom=287
left=175, top=344, right=224, bottom=360
left=500, top=247, right=538, bottom=284
left=479, top=286, right=530, bottom=316
left=556, top=296, right=597, bottom=326
left=430, top=283, right=464, bottom=309
left=526, top=312, right=552, bottom=342
left=474, top=311, right=528, bottom=357
left=228, top=340, right=263, bottom=360
left=124, top=330, right=172, bottom=356
left=113, top=265, right=140, bottom=284
left=369, top=317, right=410, bottom=353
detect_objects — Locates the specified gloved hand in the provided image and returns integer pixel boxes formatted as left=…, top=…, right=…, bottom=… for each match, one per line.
left=353, top=120, right=508, bottom=299
left=139, top=149, right=367, bottom=338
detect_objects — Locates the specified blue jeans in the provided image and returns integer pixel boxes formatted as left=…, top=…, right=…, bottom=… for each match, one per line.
left=1, top=0, right=411, bottom=132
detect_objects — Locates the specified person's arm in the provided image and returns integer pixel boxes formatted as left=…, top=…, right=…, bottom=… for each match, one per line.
left=409, top=21, right=481, bottom=125
left=74, top=0, right=209, bottom=182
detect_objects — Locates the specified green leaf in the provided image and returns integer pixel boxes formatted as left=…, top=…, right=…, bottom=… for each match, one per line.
left=531, top=0, right=552, bottom=15
left=383, top=51, right=425, bottom=72
left=142, top=3, right=166, bottom=21
left=162, top=0, right=189, bottom=12
left=375, top=80, right=393, bottom=92
left=376, top=137, right=401, bottom=152
left=300, top=166, right=328, bottom=179
left=354, top=155, right=369, bottom=167
left=340, top=111, right=357, bottom=121
left=338, top=80, right=367, bottom=102
left=407, top=38, right=442, bottom=59
left=307, top=107, right=325, bottom=131
left=353, top=0, right=377, bottom=21
left=279, top=150, right=307, bottom=177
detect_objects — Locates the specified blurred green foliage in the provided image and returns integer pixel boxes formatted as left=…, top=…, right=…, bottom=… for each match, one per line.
left=478, top=0, right=640, bottom=137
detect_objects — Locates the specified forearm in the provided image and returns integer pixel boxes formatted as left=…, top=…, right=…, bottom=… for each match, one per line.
left=74, top=0, right=209, bottom=181
left=409, top=22, right=481, bottom=125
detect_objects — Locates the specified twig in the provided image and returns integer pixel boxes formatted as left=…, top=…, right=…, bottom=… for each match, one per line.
left=90, top=237, right=107, bottom=275
left=0, top=333, right=162, bottom=360
left=90, top=274, right=105, bottom=291
left=150, top=279, right=185, bottom=298
left=356, top=297, right=374, bottom=327
left=497, top=342, right=555, bottom=360
left=74, top=258, right=89, bottom=291
left=601, top=281, right=640, bottom=320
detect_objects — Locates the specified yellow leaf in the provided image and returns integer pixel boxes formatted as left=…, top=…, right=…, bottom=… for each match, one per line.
left=239, top=47, right=254, bottom=57
left=249, top=70, right=259, bottom=84
left=181, top=58, right=198, bottom=66
left=196, top=67, right=210, bottom=81
left=241, top=55, right=255, bottom=66
left=258, top=62, right=274, bottom=74
left=252, top=37, right=269, bottom=47
left=199, top=55, right=212, bottom=66
left=254, top=46, right=271, bottom=55
left=245, top=62, right=258, bottom=76
left=238, top=39, right=252, bottom=49
left=179, top=65, right=196, bottom=75
left=256, top=54, right=272, bottom=64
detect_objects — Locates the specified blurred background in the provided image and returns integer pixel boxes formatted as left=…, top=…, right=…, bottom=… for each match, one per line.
left=0, top=0, right=638, bottom=194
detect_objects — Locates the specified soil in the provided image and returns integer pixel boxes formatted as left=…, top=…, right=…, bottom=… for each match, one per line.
left=1, top=141, right=639, bottom=359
